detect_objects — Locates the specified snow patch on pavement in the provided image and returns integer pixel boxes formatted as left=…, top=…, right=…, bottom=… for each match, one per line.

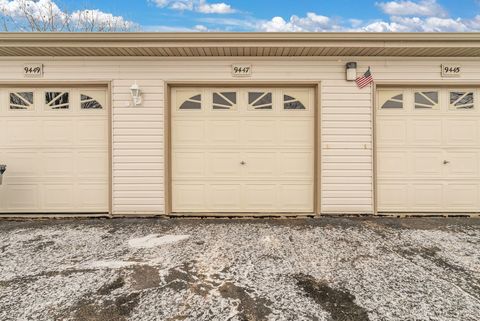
left=87, top=260, right=139, bottom=269
left=128, top=234, right=190, bottom=248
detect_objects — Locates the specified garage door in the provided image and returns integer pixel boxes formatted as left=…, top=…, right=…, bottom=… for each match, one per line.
left=0, top=87, right=109, bottom=213
left=376, top=88, right=480, bottom=213
left=171, top=87, right=315, bottom=213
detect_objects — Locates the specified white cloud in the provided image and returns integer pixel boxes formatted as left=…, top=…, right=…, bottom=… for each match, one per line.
left=197, top=0, right=233, bottom=14
left=376, top=0, right=447, bottom=17
left=153, top=0, right=234, bottom=14
left=259, top=12, right=342, bottom=32
left=70, top=9, right=137, bottom=30
left=193, top=24, right=208, bottom=31
left=256, top=7, right=480, bottom=33
left=362, top=16, right=475, bottom=32
left=0, top=0, right=136, bottom=31
left=0, top=0, right=65, bottom=20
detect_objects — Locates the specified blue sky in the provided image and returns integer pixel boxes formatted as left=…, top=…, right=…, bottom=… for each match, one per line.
left=2, top=0, right=480, bottom=31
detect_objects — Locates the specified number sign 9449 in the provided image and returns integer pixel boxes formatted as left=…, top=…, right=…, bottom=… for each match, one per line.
left=24, top=64, right=43, bottom=78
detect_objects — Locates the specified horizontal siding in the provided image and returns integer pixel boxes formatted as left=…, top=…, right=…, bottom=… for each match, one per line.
left=0, top=57, right=480, bottom=215
left=112, top=79, right=164, bottom=215
left=321, top=81, right=373, bottom=213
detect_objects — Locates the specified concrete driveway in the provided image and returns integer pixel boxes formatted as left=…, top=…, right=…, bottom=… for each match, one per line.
left=0, top=217, right=479, bottom=321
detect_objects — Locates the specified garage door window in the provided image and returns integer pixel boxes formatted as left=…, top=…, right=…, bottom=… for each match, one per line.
left=179, top=94, right=202, bottom=110
left=379, top=91, right=404, bottom=109
left=414, top=91, right=439, bottom=109
left=46, top=92, right=69, bottom=110
left=449, top=91, right=474, bottom=110
left=248, top=92, right=272, bottom=110
left=284, top=94, right=306, bottom=110
left=9, top=92, right=34, bottom=110
left=213, top=92, right=237, bottom=110
left=81, top=94, right=103, bottom=109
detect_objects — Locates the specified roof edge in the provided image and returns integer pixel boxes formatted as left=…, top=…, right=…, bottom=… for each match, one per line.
left=1, top=32, right=480, bottom=42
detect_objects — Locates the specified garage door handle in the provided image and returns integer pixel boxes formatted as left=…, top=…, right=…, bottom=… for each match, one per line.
left=240, top=161, right=246, bottom=165
left=443, top=160, right=450, bottom=165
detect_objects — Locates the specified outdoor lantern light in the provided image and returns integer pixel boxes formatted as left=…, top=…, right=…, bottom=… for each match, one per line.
left=0, top=165, right=6, bottom=185
left=130, top=81, right=142, bottom=106
left=346, top=62, right=357, bottom=81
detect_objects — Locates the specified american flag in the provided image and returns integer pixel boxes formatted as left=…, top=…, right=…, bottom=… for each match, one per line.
left=355, top=67, right=374, bottom=89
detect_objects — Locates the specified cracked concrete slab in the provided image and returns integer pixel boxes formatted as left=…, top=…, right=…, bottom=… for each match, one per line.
left=0, top=217, right=478, bottom=321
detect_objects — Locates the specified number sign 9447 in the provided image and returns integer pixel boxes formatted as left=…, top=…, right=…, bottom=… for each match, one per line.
left=232, top=64, right=252, bottom=77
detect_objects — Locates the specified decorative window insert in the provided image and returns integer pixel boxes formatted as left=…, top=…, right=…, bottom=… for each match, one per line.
left=213, top=92, right=237, bottom=110
left=449, top=91, right=474, bottom=109
left=248, top=92, right=272, bottom=110
left=283, top=94, right=306, bottom=110
left=45, top=91, right=69, bottom=110
left=378, top=91, right=404, bottom=109
left=9, top=92, right=34, bottom=110
left=179, top=94, right=202, bottom=110
left=414, top=91, right=439, bottom=109
left=81, top=94, right=103, bottom=109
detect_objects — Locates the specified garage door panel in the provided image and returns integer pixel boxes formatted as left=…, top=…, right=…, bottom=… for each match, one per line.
left=208, top=152, right=242, bottom=177
left=377, top=183, right=409, bottom=209
left=411, top=184, right=443, bottom=209
left=78, top=184, right=108, bottom=209
left=172, top=87, right=314, bottom=213
left=173, top=120, right=205, bottom=145
left=0, top=87, right=109, bottom=214
left=445, top=152, right=479, bottom=177
left=6, top=120, right=40, bottom=146
left=207, top=120, right=240, bottom=145
left=172, top=184, right=206, bottom=211
left=244, top=184, right=277, bottom=211
left=77, top=151, right=108, bottom=177
left=5, top=184, right=39, bottom=211
left=279, top=152, right=314, bottom=177
left=412, top=151, right=443, bottom=177
left=77, top=120, right=108, bottom=146
left=43, top=152, right=74, bottom=176
left=208, top=184, right=242, bottom=211
left=377, top=151, right=408, bottom=177
left=411, top=120, right=442, bottom=146
left=377, top=88, right=480, bottom=213
left=377, top=120, right=407, bottom=146
left=444, top=184, right=479, bottom=209
left=43, top=184, right=74, bottom=209
left=244, top=152, right=277, bottom=177
left=5, top=152, right=40, bottom=177
left=173, top=152, right=205, bottom=177
left=43, top=120, right=75, bottom=146
left=279, top=184, right=313, bottom=211
left=280, top=120, right=313, bottom=146
left=243, top=120, right=277, bottom=145
left=444, top=119, right=478, bottom=146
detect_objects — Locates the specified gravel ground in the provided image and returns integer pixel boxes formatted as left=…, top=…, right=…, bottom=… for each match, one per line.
left=0, top=217, right=479, bottom=321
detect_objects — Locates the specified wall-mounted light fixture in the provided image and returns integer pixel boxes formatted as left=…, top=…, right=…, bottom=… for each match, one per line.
left=130, top=81, right=142, bottom=106
left=346, top=62, right=357, bottom=81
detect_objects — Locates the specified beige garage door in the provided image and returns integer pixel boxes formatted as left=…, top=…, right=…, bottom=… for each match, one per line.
left=171, top=87, right=315, bottom=213
left=0, top=87, right=109, bottom=213
left=377, top=88, right=480, bottom=213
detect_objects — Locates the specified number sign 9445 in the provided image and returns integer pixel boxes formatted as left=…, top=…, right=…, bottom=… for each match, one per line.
left=441, top=65, right=461, bottom=77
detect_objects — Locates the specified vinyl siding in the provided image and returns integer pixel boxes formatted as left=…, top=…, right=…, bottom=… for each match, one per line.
left=111, top=79, right=165, bottom=215
left=1, top=57, right=480, bottom=215
left=321, top=81, right=373, bottom=213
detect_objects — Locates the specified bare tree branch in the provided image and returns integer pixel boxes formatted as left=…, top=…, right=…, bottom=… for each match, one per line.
left=0, top=0, right=138, bottom=32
